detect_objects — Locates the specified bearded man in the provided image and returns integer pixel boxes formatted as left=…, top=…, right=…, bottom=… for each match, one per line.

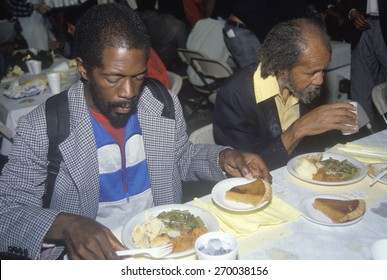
left=213, top=18, right=359, bottom=170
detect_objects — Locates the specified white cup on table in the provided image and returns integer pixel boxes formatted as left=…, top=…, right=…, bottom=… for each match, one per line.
left=341, top=101, right=359, bottom=135
left=30, top=60, right=42, bottom=75
left=195, top=231, right=238, bottom=260
left=47, top=73, right=61, bottom=95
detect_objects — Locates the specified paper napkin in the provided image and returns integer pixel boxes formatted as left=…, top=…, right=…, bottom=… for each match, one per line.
left=329, top=143, right=387, bottom=164
left=194, top=196, right=301, bottom=237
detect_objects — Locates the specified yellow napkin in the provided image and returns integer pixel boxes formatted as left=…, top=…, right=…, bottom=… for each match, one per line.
left=329, top=143, right=387, bottom=164
left=194, top=196, right=301, bottom=238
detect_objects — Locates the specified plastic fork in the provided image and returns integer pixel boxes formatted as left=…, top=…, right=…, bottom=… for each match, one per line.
left=116, top=244, right=173, bottom=259
left=369, top=169, right=387, bottom=187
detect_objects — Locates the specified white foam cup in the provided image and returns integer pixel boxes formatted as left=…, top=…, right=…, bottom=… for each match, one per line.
left=47, top=73, right=61, bottom=95
left=341, top=101, right=359, bottom=135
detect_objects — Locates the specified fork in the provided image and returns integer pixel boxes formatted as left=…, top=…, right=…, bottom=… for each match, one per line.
left=369, top=169, right=387, bottom=187
left=116, top=244, right=173, bottom=259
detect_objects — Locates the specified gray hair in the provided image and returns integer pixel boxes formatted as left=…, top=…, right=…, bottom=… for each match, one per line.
left=258, top=18, right=331, bottom=79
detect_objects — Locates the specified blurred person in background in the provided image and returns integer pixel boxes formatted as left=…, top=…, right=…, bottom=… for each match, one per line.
left=5, top=0, right=54, bottom=51
left=342, top=0, right=387, bottom=130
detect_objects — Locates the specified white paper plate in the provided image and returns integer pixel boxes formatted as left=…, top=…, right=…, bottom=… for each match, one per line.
left=287, top=152, right=367, bottom=186
left=121, top=204, right=218, bottom=259
left=367, top=163, right=387, bottom=185
left=299, top=194, right=364, bottom=226
left=211, top=177, right=271, bottom=212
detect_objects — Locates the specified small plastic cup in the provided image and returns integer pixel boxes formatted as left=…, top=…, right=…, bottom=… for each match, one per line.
left=47, top=72, right=61, bottom=95
left=195, top=231, right=238, bottom=260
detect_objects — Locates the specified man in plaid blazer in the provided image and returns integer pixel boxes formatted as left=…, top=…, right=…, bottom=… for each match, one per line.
left=0, top=3, right=270, bottom=260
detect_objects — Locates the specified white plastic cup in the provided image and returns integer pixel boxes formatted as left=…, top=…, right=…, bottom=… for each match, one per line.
left=371, top=239, right=387, bottom=260
left=342, top=101, right=359, bottom=135
left=195, top=231, right=238, bottom=260
left=30, top=60, right=42, bottom=75
left=47, top=73, right=61, bottom=95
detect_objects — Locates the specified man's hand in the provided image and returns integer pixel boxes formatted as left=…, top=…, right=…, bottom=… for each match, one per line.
left=282, top=102, right=358, bottom=154
left=219, top=149, right=272, bottom=183
left=349, top=9, right=370, bottom=30
left=33, top=3, right=51, bottom=14
left=45, top=212, right=126, bottom=260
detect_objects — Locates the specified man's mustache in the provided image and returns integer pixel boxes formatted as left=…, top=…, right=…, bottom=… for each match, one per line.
left=108, top=96, right=139, bottom=109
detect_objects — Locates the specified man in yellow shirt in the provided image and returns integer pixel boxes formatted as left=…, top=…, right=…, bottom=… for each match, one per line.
left=213, top=18, right=358, bottom=170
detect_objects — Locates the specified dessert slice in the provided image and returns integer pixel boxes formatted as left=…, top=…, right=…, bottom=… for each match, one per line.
left=225, top=178, right=272, bottom=206
left=313, top=198, right=366, bottom=223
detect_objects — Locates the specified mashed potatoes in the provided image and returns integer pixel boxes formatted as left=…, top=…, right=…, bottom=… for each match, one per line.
left=295, top=155, right=320, bottom=179
left=132, top=213, right=167, bottom=248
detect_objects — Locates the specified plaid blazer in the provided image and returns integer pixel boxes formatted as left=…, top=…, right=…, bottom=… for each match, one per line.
left=0, top=81, right=226, bottom=259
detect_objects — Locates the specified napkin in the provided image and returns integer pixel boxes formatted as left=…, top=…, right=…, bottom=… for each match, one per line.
left=328, top=143, right=387, bottom=164
left=194, top=196, right=301, bottom=237
left=4, top=77, right=47, bottom=99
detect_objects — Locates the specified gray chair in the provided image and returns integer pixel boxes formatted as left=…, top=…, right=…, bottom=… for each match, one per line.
left=372, top=82, right=387, bottom=125
left=167, top=71, right=183, bottom=95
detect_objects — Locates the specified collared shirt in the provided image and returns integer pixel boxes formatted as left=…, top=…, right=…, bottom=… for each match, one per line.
left=253, top=64, right=300, bottom=131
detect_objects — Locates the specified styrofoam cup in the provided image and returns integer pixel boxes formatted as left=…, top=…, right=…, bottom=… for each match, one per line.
left=30, top=60, right=42, bottom=75
left=371, top=239, right=387, bottom=260
left=47, top=73, right=61, bottom=95
left=342, top=101, right=359, bottom=135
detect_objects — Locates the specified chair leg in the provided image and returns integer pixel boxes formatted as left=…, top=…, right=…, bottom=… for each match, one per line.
left=186, top=95, right=208, bottom=121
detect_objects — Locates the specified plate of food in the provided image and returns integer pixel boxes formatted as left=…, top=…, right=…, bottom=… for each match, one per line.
left=211, top=177, right=272, bottom=212
left=121, top=204, right=219, bottom=259
left=367, top=163, right=387, bottom=185
left=299, top=194, right=366, bottom=226
left=287, top=152, right=367, bottom=186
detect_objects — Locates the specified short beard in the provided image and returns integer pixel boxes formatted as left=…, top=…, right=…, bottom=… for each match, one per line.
left=88, top=77, right=138, bottom=128
left=279, top=75, right=321, bottom=104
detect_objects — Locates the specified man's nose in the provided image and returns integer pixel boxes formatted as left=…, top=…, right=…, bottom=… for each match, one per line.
left=313, top=72, right=324, bottom=85
left=118, top=78, right=136, bottom=99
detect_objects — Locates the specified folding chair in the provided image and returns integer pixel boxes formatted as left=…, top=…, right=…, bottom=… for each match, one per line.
left=372, top=82, right=387, bottom=126
left=167, top=71, right=183, bottom=95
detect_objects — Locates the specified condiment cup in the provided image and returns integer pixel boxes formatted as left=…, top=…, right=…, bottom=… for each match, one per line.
left=371, top=239, right=387, bottom=260
left=195, top=231, right=238, bottom=260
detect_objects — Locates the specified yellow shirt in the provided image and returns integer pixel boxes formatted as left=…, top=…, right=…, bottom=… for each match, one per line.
left=253, top=65, right=300, bottom=131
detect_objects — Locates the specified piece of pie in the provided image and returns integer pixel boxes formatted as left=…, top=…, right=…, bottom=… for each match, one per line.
left=313, top=198, right=366, bottom=223
left=225, top=178, right=272, bottom=206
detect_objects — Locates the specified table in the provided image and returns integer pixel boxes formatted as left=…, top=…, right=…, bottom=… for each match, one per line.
left=114, top=129, right=387, bottom=260
left=0, top=58, right=77, bottom=156
left=227, top=130, right=387, bottom=259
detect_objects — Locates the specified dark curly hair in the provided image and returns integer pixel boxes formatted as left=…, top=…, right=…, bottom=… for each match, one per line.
left=258, top=18, right=331, bottom=79
left=73, top=3, right=151, bottom=72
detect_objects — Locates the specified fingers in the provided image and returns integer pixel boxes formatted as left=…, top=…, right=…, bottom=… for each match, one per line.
left=221, top=150, right=272, bottom=183
left=61, top=216, right=124, bottom=260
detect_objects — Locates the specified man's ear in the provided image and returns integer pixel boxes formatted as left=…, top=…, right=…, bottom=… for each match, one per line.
left=76, top=57, right=88, bottom=81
